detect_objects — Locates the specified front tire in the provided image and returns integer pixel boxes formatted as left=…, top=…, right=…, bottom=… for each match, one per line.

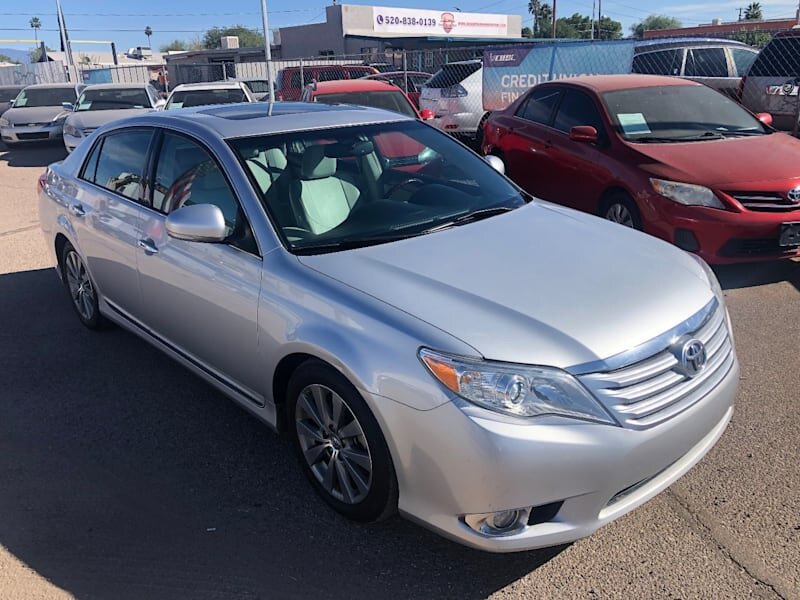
left=601, top=192, right=643, bottom=230
left=288, top=360, right=398, bottom=523
left=60, top=242, right=105, bottom=329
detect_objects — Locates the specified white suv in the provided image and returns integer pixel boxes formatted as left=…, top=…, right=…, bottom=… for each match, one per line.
left=420, top=60, right=488, bottom=143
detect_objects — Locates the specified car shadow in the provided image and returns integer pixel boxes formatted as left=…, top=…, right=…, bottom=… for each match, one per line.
left=0, top=141, right=67, bottom=167
left=714, top=259, right=799, bottom=292
left=0, top=267, right=567, bottom=600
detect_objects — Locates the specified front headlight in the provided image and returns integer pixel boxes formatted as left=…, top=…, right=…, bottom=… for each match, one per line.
left=651, top=178, right=725, bottom=209
left=419, top=349, right=617, bottom=425
left=0, top=117, right=9, bottom=127
left=688, top=253, right=724, bottom=305
left=63, top=123, right=81, bottom=137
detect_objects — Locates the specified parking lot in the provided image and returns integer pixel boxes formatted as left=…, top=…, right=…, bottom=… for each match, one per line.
left=0, top=140, right=798, bottom=599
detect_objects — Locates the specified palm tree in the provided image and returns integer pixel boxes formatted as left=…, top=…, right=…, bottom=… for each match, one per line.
left=744, top=2, right=763, bottom=20
left=144, top=26, right=153, bottom=47
left=29, top=17, right=41, bottom=43
left=528, top=0, right=540, bottom=35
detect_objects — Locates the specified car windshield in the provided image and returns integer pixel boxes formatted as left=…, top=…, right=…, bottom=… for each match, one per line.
left=748, top=36, right=800, bottom=77
left=166, top=88, right=247, bottom=109
left=13, top=87, right=76, bottom=108
left=603, top=84, right=768, bottom=141
left=1, top=86, right=23, bottom=101
left=314, top=91, right=418, bottom=118
left=426, top=63, right=480, bottom=88
left=76, top=88, right=151, bottom=111
left=244, top=80, right=270, bottom=93
left=230, top=121, right=526, bottom=254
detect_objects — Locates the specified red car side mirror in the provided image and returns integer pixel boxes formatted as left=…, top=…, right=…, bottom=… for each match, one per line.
left=419, top=108, right=435, bottom=121
left=569, top=125, right=598, bottom=144
left=756, top=112, right=773, bottom=127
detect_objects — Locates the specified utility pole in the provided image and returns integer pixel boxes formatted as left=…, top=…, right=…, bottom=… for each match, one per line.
left=260, top=0, right=274, bottom=102
left=552, top=0, right=557, bottom=38
left=598, top=0, right=602, bottom=40
left=591, top=0, right=595, bottom=39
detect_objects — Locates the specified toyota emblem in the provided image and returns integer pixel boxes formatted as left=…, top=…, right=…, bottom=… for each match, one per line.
left=673, top=337, right=707, bottom=378
left=788, top=187, right=800, bottom=203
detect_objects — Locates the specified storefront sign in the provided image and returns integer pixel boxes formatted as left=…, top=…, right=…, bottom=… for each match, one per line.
left=372, top=6, right=509, bottom=38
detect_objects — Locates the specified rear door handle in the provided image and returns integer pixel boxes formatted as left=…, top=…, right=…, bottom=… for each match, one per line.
left=137, top=238, right=159, bottom=254
left=69, top=203, right=85, bottom=217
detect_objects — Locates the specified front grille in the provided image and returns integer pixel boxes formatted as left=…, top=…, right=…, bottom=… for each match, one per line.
left=729, top=191, right=800, bottom=212
left=21, top=122, right=49, bottom=128
left=16, top=132, right=49, bottom=140
left=579, top=303, right=733, bottom=430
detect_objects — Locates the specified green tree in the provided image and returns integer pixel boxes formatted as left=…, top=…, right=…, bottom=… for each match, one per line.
left=29, top=16, right=42, bottom=43
left=631, top=15, right=682, bottom=39
left=0, top=53, right=21, bottom=64
left=744, top=2, right=762, bottom=20
left=202, top=25, right=265, bottom=49
left=521, top=26, right=533, bottom=38
left=598, top=15, right=623, bottom=40
left=732, top=30, right=771, bottom=47
left=159, top=39, right=188, bottom=52
left=144, top=25, right=153, bottom=47
left=29, top=45, right=52, bottom=63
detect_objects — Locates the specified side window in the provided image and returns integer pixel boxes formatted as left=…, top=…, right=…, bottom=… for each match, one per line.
left=730, top=48, right=757, bottom=77
left=632, top=49, right=682, bottom=76
left=685, top=48, right=728, bottom=78
left=153, top=132, right=256, bottom=253
left=80, top=129, right=153, bottom=203
left=517, top=87, right=562, bottom=125
left=553, top=90, right=605, bottom=136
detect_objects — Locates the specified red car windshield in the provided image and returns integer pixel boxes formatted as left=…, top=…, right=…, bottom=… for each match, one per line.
left=603, top=85, right=769, bottom=142
left=314, top=91, right=418, bottom=118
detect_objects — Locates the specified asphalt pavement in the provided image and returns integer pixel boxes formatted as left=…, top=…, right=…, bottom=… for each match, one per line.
left=0, top=141, right=798, bottom=599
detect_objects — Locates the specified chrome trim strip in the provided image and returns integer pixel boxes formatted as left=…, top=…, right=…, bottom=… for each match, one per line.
left=567, top=297, right=719, bottom=376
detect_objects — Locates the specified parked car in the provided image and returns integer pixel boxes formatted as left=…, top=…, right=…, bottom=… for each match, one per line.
left=739, top=29, right=800, bottom=131
left=63, top=83, right=164, bottom=153
left=164, top=81, right=255, bottom=110
left=482, top=74, right=800, bottom=264
left=236, top=78, right=273, bottom=101
left=275, top=65, right=379, bottom=101
left=361, top=71, right=431, bottom=107
left=39, top=101, right=737, bottom=552
left=632, top=38, right=758, bottom=99
left=0, top=83, right=84, bottom=147
left=300, top=79, right=432, bottom=120
left=420, top=59, right=487, bottom=143
left=0, top=85, right=23, bottom=117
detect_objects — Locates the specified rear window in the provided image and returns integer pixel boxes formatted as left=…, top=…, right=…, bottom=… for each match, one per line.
left=426, top=63, right=481, bottom=88
left=632, top=49, right=683, bottom=76
left=166, top=88, right=247, bottom=109
left=748, top=36, right=800, bottom=77
left=0, top=86, right=23, bottom=100
left=315, top=90, right=418, bottom=118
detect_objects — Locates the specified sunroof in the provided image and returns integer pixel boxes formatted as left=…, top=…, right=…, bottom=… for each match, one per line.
left=198, top=103, right=361, bottom=120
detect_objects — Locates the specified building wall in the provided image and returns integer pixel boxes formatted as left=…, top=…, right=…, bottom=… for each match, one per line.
left=279, top=5, right=347, bottom=58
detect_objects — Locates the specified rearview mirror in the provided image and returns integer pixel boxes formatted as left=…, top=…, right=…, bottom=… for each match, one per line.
left=61, top=102, right=75, bottom=112
left=165, top=204, right=227, bottom=243
left=569, top=125, right=598, bottom=144
left=419, top=108, right=435, bottom=121
left=756, top=112, right=773, bottom=127
left=484, top=154, right=505, bottom=175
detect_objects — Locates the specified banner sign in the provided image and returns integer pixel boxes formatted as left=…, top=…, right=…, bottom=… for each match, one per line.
left=483, top=40, right=637, bottom=111
left=372, top=6, right=510, bottom=38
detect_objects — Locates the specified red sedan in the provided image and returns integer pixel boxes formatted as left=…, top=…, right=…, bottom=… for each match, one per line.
left=482, top=74, right=800, bottom=264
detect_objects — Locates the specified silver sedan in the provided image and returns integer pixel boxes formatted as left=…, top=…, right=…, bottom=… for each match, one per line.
left=38, top=102, right=738, bottom=552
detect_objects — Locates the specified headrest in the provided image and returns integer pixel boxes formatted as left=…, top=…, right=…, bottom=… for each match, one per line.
left=300, top=145, right=336, bottom=180
left=264, top=148, right=287, bottom=170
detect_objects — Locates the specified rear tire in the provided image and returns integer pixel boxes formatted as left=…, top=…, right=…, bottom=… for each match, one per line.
left=601, top=192, right=643, bottom=230
left=288, top=360, right=398, bottom=523
left=474, top=112, right=490, bottom=148
left=60, top=241, right=106, bottom=330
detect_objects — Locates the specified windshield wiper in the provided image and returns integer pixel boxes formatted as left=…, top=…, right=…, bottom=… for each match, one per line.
left=421, top=205, right=517, bottom=234
left=629, top=136, right=686, bottom=143
left=293, top=232, right=421, bottom=255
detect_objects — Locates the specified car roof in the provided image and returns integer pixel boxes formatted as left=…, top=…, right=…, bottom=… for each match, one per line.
left=542, top=74, right=698, bottom=93
left=311, top=79, right=403, bottom=94
left=171, top=81, right=245, bottom=92
left=82, top=82, right=152, bottom=91
left=22, top=83, right=81, bottom=89
left=634, top=37, right=753, bottom=51
left=108, top=101, right=413, bottom=140
left=281, top=64, right=375, bottom=72
left=364, top=71, right=431, bottom=78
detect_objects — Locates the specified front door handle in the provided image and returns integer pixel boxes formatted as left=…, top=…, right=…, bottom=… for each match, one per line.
left=137, top=238, right=159, bottom=254
left=69, top=203, right=85, bottom=217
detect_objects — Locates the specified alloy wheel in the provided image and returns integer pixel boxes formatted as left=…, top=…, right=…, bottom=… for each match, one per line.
left=294, top=384, right=373, bottom=504
left=64, top=250, right=96, bottom=322
left=605, top=203, right=635, bottom=228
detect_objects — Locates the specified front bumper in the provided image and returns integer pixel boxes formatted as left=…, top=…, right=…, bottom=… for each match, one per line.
left=370, top=355, right=738, bottom=552
left=1, top=122, right=64, bottom=144
left=63, top=132, right=83, bottom=153
left=642, top=196, right=800, bottom=264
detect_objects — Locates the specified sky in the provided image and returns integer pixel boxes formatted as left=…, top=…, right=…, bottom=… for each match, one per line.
left=1, top=0, right=799, bottom=55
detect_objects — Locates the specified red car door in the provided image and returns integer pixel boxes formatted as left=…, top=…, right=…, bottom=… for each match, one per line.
left=500, top=86, right=562, bottom=197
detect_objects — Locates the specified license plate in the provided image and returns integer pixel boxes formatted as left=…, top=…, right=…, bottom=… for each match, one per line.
left=779, top=222, right=800, bottom=247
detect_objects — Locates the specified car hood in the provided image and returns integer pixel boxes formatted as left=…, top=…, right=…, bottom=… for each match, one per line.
left=3, top=105, right=68, bottom=124
left=66, top=108, right=153, bottom=129
left=631, top=133, right=800, bottom=186
left=298, top=202, right=714, bottom=369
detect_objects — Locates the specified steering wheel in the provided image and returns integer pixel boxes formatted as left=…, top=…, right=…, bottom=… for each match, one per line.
left=385, top=177, right=424, bottom=199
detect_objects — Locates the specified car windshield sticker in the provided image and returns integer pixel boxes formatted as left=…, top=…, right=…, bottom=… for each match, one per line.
left=78, top=101, right=92, bottom=110
left=617, top=112, right=651, bottom=135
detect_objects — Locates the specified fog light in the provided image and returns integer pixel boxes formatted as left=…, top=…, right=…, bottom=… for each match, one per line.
left=490, top=510, right=519, bottom=530
left=464, top=509, right=526, bottom=537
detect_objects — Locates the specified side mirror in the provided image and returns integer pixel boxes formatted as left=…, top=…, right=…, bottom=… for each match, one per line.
left=165, top=204, right=227, bottom=243
left=569, top=125, right=598, bottom=144
left=756, top=112, right=773, bottom=127
left=484, top=154, right=505, bottom=175
left=61, top=102, right=75, bottom=112
left=419, top=108, right=435, bottom=121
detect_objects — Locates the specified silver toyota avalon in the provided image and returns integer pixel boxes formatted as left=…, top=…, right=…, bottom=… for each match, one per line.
left=39, top=102, right=738, bottom=552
